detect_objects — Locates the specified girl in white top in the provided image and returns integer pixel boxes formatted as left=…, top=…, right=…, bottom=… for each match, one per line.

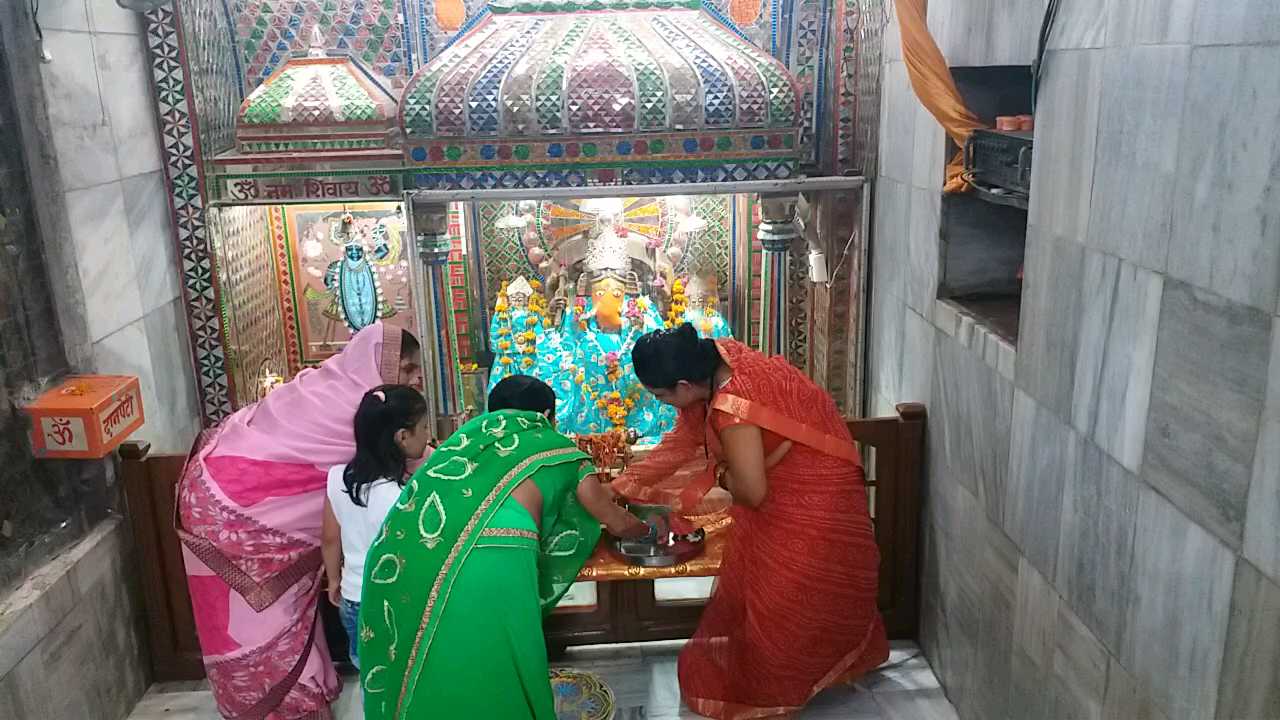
left=322, top=384, right=431, bottom=670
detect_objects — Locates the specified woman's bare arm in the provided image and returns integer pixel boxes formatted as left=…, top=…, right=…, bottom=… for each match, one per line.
left=718, top=426, right=793, bottom=508
left=577, top=470, right=649, bottom=538
left=320, top=498, right=343, bottom=607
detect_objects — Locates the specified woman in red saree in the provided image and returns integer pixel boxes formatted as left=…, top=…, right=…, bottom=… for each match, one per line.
left=176, top=322, right=421, bottom=719
left=613, top=324, right=888, bottom=719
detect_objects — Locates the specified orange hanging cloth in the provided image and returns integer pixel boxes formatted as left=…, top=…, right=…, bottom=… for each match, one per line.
left=894, top=0, right=986, bottom=193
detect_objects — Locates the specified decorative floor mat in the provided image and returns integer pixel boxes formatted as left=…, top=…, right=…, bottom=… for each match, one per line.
left=551, top=668, right=616, bottom=720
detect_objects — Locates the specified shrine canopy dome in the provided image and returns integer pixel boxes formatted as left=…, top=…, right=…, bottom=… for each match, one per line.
left=399, top=0, right=803, bottom=189
left=230, top=40, right=400, bottom=159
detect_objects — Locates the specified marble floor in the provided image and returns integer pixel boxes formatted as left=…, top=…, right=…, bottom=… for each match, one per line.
left=126, top=640, right=956, bottom=720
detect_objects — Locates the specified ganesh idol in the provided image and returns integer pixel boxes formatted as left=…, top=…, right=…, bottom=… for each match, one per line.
left=554, top=203, right=674, bottom=439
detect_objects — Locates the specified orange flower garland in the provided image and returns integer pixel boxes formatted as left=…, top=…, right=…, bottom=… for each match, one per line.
left=666, top=278, right=687, bottom=327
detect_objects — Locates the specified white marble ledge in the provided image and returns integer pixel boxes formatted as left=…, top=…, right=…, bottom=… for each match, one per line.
left=932, top=299, right=1018, bottom=381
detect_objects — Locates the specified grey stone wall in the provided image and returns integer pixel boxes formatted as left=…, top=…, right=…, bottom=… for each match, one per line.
left=868, top=1, right=1280, bottom=718
left=0, top=518, right=149, bottom=720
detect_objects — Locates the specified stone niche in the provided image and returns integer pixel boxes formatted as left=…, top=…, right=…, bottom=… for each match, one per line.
left=935, top=65, right=1034, bottom=343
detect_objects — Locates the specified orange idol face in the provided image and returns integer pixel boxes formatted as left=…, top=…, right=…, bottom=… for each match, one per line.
left=592, top=278, right=625, bottom=332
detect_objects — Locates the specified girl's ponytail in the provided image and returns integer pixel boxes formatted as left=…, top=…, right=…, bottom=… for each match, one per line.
left=344, top=385, right=428, bottom=507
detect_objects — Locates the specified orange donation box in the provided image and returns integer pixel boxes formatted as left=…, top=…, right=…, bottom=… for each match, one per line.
left=23, top=376, right=145, bottom=459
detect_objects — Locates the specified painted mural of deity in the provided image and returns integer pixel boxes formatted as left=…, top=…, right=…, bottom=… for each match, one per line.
left=283, top=203, right=417, bottom=366
left=309, top=210, right=396, bottom=333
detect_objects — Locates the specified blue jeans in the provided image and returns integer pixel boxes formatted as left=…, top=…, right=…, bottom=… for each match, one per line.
left=339, top=598, right=361, bottom=669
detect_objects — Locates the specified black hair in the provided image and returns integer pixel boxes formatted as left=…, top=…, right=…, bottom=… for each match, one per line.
left=488, top=374, right=556, bottom=416
left=400, top=330, right=421, bottom=359
left=344, top=384, right=428, bottom=507
left=631, top=323, right=721, bottom=390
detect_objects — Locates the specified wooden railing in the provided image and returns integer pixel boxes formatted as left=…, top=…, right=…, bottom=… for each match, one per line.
left=119, top=403, right=924, bottom=681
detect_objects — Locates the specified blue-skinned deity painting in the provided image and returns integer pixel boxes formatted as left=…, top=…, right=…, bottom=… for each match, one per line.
left=287, top=203, right=417, bottom=366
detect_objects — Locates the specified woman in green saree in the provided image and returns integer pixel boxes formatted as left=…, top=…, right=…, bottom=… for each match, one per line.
left=359, top=375, right=648, bottom=720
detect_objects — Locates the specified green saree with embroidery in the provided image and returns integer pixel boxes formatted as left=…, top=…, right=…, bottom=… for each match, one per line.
left=358, top=410, right=601, bottom=720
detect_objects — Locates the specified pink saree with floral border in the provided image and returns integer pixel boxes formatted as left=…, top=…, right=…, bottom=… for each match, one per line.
left=177, top=323, right=406, bottom=719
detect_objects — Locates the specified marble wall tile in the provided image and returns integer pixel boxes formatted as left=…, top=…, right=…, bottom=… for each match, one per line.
left=1050, top=604, right=1109, bottom=720
left=1168, top=45, right=1280, bottom=313
left=872, top=177, right=909, bottom=301
left=884, top=0, right=902, bottom=63
left=970, top=525, right=1017, bottom=720
left=900, top=307, right=935, bottom=407
left=1015, top=229, right=1084, bottom=419
left=928, top=0, right=992, bottom=67
left=1046, top=0, right=1109, bottom=49
left=1086, top=46, right=1191, bottom=273
left=1028, top=50, right=1103, bottom=245
left=1123, top=488, right=1235, bottom=720
left=87, top=0, right=141, bottom=34
left=1215, top=561, right=1280, bottom=720
left=1004, top=390, right=1076, bottom=580
left=987, top=0, right=1050, bottom=66
left=911, top=104, right=945, bottom=194
left=878, top=61, right=917, bottom=185
left=1244, top=318, right=1280, bottom=585
left=922, top=469, right=984, bottom=712
left=870, top=391, right=897, bottom=420
left=93, top=319, right=160, bottom=444
left=931, top=0, right=1045, bottom=67
left=1103, top=658, right=1169, bottom=720
left=123, top=172, right=181, bottom=314
left=1055, top=443, right=1138, bottom=658
left=36, top=0, right=89, bottom=31
left=1193, top=0, right=1280, bottom=46
left=94, top=32, right=163, bottom=178
left=1070, top=250, right=1161, bottom=473
left=144, top=299, right=201, bottom=454
left=869, top=288, right=904, bottom=406
left=976, top=366, right=1014, bottom=527
left=930, top=336, right=1014, bottom=524
left=1009, top=557, right=1059, bottom=720
left=38, top=30, right=119, bottom=190
left=1107, top=0, right=1195, bottom=45
left=930, top=339, right=977, bottom=497
left=1143, top=281, right=1270, bottom=549
left=904, top=187, right=940, bottom=317
left=66, top=182, right=145, bottom=341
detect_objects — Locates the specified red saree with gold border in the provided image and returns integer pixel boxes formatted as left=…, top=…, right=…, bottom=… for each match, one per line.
left=613, top=340, right=888, bottom=718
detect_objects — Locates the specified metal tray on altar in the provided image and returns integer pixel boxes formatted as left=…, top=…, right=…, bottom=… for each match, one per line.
left=608, top=503, right=706, bottom=568
left=609, top=536, right=705, bottom=568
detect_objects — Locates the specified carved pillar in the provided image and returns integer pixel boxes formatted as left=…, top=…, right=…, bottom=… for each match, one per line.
left=757, top=194, right=800, bottom=358
left=411, top=201, right=463, bottom=434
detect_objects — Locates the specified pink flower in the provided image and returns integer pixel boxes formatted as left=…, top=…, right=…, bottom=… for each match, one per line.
left=605, top=351, right=620, bottom=365
left=645, top=237, right=663, bottom=250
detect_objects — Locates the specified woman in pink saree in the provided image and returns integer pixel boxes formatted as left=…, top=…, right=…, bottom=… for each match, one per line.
left=177, top=322, right=422, bottom=719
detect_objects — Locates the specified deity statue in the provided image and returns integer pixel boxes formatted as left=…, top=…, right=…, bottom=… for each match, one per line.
left=666, top=274, right=732, bottom=338
left=486, top=276, right=558, bottom=395
left=553, top=203, right=675, bottom=439
left=307, top=211, right=399, bottom=333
